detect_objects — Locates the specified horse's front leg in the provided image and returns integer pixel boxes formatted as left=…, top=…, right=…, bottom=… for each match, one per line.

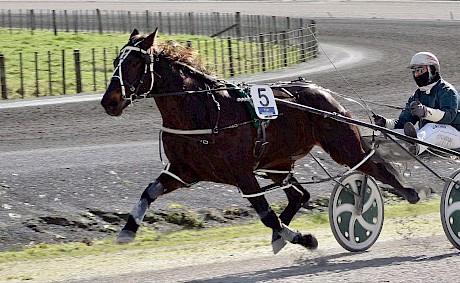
left=117, top=179, right=166, bottom=243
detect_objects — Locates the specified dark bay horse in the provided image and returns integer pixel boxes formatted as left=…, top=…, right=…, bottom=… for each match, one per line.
left=101, top=28, right=422, bottom=253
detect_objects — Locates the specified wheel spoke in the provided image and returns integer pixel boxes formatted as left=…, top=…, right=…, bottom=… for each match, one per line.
left=356, top=216, right=377, bottom=231
left=446, top=201, right=460, bottom=218
left=350, top=180, right=360, bottom=195
left=362, top=188, right=377, bottom=212
left=348, top=214, right=357, bottom=244
left=335, top=203, right=356, bottom=215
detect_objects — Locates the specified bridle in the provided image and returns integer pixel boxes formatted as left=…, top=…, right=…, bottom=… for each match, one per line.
left=111, top=41, right=156, bottom=103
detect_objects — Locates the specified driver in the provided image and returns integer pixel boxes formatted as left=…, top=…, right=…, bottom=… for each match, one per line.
left=373, top=52, right=460, bottom=154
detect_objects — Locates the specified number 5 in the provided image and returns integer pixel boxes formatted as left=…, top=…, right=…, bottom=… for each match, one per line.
left=258, top=88, right=269, bottom=106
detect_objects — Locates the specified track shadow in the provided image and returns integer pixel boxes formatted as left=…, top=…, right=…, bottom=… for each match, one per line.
left=185, top=250, right=459, bottom=283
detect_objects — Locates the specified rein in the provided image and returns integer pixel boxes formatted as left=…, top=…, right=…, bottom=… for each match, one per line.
left=133, top=87, right=240, bottom=100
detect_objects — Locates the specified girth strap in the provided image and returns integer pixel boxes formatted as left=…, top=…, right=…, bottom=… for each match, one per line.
left=161, top=126, right=213, bottom=135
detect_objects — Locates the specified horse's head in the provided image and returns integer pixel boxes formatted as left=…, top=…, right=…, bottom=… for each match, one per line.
left=101, top=28, right=158, bottom=116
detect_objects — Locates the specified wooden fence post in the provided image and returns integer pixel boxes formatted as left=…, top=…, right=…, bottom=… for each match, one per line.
left=48, top=51, right=52, bottom=96
left=92, top=48, right=96, bottom=91
left=30, top=9, right=35, bottom=35
left=62, top=50, right=66, bottom=94
left=259, top=34, right=266, bottom=72
left=310, top=20, right=317, bottom=58
left=236, top=38, right=241, bottom=75
left=256, top=15, right=261, bottom=33
left=74, top=49, right=82, bottom=93
left=213, top=38, right=218, bottom=74
left=103, top=47, right=108, bottom=88
left=282, top=31, right=288, bottom=67
left=0, top=54, right=7, bottom=99
left=159, top=12, right=163, bottom=31
left=8, top=10, right=12, bottom=34
left=19, top=53, right=24, bottom=98
left=73, top=10, right=78, bottom=34
left=52, top=10, right=57, bottom=35
left=127, top=11, right=132, bottom=32
left=227, top=37, right=234, bottom=77
left=235, top=12, right=241, bottom=38
left=1, top=9, right=5, bottom=27
left=189, top=12, right=195, bottom=35
left=300, top=28, right=306, bottom=62
left=250, top=36, right=255, bottom=73
left=34, top=52, right=39, bottom=96
left=96, top=9, right=103, bottom=34
left=167, top=12, right=172, bottom=35
left=271, top=16, right=277, bottom=33
left=220, top=39, right=225, bottom=77
left=64, top=10, right=69, bottom=32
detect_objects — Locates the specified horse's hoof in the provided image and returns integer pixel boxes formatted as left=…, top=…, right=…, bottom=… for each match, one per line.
left=293, top=234, right=318, bottom=250
left=272, top=230, right=287, bottom=254
left=272, top=236, right=287, bottom=254
left=416, top=187, right=432, bottom=201
left=404, top=188, right=420, bottom=204
left=116, top=230, right=136, bottom=244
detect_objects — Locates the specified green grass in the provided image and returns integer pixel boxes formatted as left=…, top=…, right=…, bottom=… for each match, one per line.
left=0, top=28, right=311, bottom=99
left=0, top=29, right=219, bottom=99
left=0, top=199, right=440, bottom=263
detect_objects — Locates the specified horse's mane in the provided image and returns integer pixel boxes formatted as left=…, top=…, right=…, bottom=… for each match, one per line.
left=158, top=41, right=211, bottom=73
left=132, top=34, right=213, bottom=76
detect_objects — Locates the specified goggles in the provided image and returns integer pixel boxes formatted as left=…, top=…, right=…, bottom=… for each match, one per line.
left=410, top=66, right=427, bottom=76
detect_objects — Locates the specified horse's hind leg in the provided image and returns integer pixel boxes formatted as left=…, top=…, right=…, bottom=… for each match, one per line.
left=265, top=173, right=310, bottom=226
left=279, top=177, right=310, bottom=225
left=271, top=180, right=311, bottom=253
left=243, top=175, right=317, bottom=253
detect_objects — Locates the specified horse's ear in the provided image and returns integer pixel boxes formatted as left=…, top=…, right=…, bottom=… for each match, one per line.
left=142, top=28, right=158, bottom=49
left=130, top=29, right=139, bottom=39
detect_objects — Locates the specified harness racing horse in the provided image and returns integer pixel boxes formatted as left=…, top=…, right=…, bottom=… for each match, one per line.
left=101, top=29, right=422, bottom=253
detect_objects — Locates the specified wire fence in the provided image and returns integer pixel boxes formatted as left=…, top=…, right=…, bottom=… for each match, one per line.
left=0, top=9, right=311, bottom=36
left=0, top=9, right=318, bottom=99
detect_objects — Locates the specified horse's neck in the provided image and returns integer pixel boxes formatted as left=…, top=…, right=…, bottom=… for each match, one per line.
left=154, top=70, right=219, bottom=129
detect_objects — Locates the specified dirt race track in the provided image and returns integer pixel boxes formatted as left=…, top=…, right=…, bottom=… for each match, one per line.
left=1, top=1, right=460, bottom=282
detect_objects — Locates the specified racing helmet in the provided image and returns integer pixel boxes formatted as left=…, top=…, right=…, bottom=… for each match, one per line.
left=410, top=52, right=441, bottom=87
left=410, top=52, right=440, bottom=72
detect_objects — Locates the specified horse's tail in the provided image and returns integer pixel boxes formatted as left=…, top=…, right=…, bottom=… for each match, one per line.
left=360, top=136, right=405, bottom=184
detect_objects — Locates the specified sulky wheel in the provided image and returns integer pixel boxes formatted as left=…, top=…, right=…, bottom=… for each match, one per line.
left=441, top=169, right=460, bottom=249
left=329, top=172, right=384, bottom=252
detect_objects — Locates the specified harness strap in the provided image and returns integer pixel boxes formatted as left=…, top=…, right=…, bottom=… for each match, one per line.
left=160, top=163, right=194, bottom=187
left=254, top=169, right=293, bottom=174
left=343, top=148, right=376, bottom=175
left=253, top=121, right=269, bottom=170
left=238, top=183, right=294, bottom=198
left=161, top=126, right=213, bottom=135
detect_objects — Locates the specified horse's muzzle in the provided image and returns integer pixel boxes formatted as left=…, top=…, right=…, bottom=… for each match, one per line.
left=101, top=93, right=130, bottom=116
